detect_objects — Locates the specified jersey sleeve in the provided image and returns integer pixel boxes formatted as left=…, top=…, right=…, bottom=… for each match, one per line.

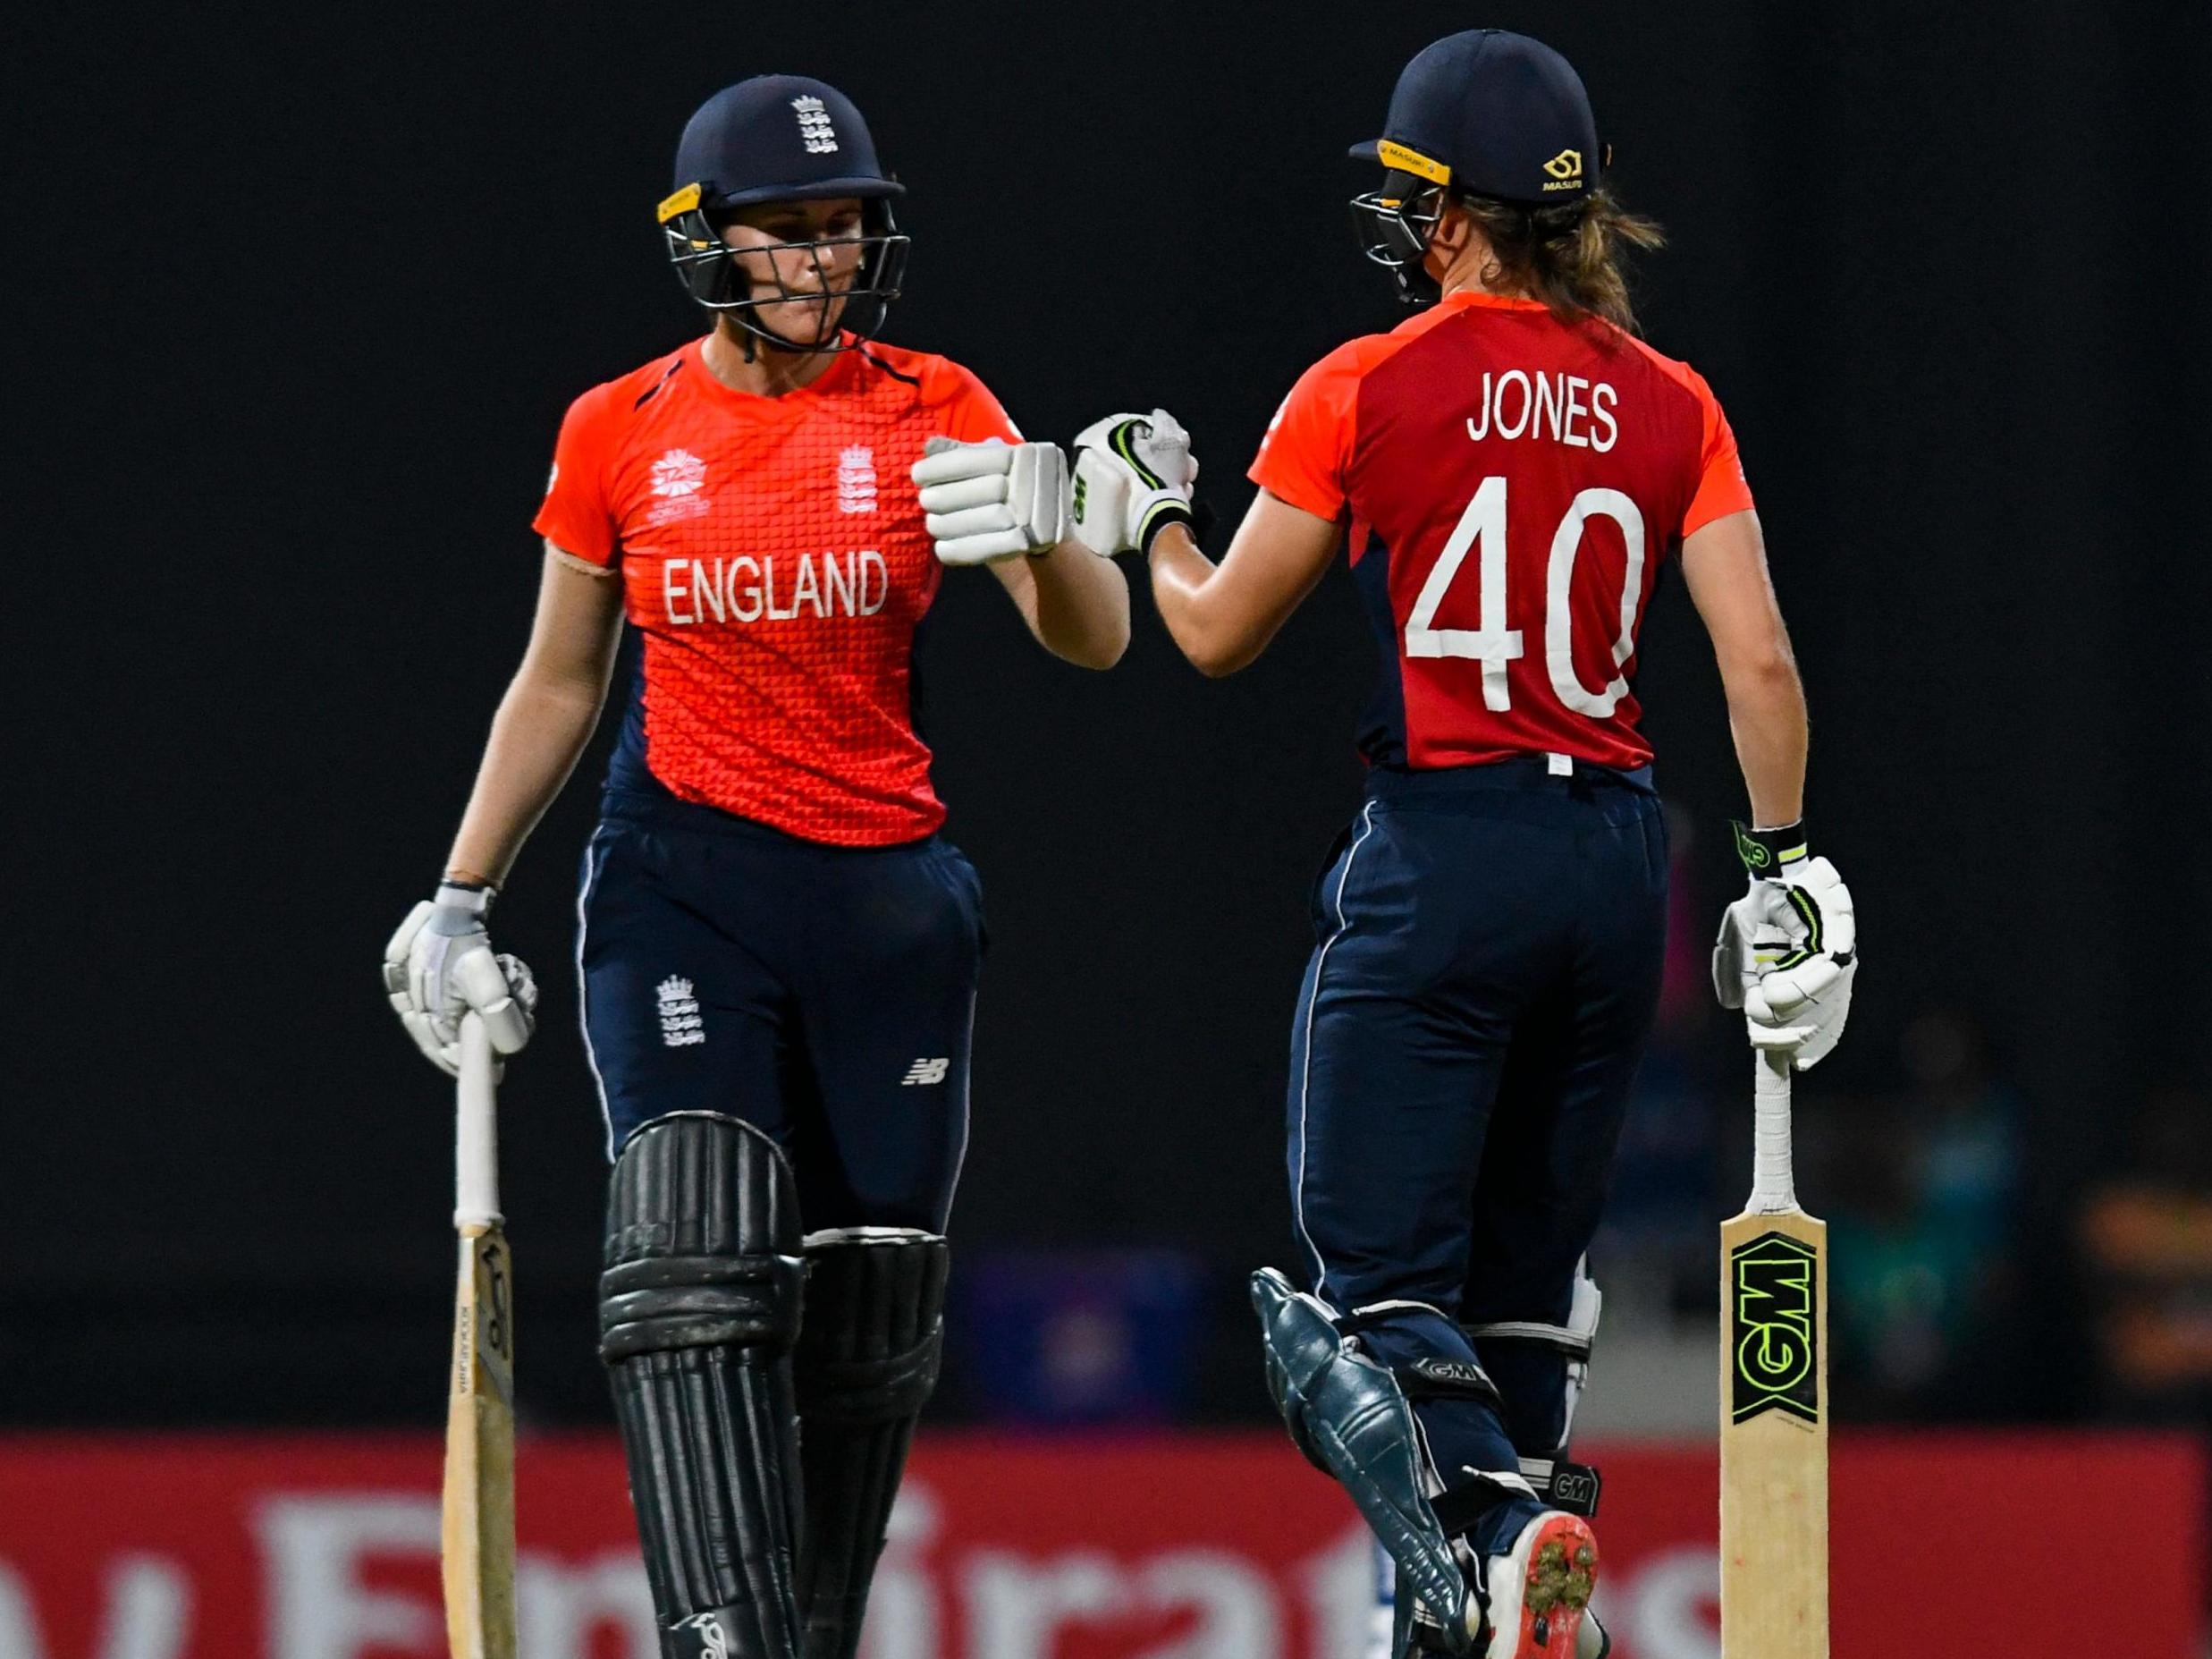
left=1248, top=344, right=1364, bottom=521
left=1681, top=369, right=1756, bottom=537
left=531, top=382, right=622, bottom=566
left=922, top=358, right=1023, bottom=445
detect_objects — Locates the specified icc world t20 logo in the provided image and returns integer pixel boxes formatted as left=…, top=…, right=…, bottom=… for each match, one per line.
left=1730, top=1231, right=1819, bottom=1425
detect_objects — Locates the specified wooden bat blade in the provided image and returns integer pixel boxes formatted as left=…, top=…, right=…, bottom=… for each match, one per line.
left=1719, top=1205, right=1829, bottom=1658
left=442, top=1223, right=517, bottom=1659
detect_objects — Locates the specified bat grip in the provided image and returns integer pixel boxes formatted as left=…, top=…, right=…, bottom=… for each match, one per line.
left=1748, top=1047, right=1797, bottom=1213
left=455, top=1012, right=502, bottom=1231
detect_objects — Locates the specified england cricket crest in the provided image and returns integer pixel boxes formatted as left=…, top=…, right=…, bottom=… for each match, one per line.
left=1729, top=1231, right=1819, bottom=1426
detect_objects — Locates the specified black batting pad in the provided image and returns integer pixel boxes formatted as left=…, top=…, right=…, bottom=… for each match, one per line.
left=602, top=1112, right=808, bottom=1659
left=794, top=1228, right=950, bottom=1659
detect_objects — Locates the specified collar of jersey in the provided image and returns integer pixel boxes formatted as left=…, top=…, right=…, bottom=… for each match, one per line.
left=687, top=334, right=865, bottom=406
left=1437, top=289, right=1549, bottom=312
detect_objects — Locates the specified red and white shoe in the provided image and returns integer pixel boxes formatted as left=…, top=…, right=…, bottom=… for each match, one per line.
left=1481, top=1511, right=1600, bottom=1659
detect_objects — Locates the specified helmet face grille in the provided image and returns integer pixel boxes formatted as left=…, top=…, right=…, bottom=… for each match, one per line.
left=1349, top=177, right=1446, bottom=306
left=662, top=197, right=909, bottom=352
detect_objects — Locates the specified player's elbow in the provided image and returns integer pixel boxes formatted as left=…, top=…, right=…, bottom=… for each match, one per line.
left=1730, top=645, right=1803, bottom=702
left=1155, top=581, right=1266, bottom=676
left=1096, top=606, right=1134, bottom=669
left=1721, top=651, right=1807, bottom=742
left=1167, top=604, right=1267, bottom=675
left=1718, top=630, right=1800, bottom=697
left=1067, top=630, right=1128, bottom=671
left=1047, top=604, right=1129, bottom=670
left=1184, top=634, right=1256, bottom=678
left=513, top=656, right=614, bottom=713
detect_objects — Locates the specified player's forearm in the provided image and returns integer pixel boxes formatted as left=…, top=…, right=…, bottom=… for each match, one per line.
left=1147, top=526, right=1254, bottom=677
left=1721, top=655, right=1809, bottom=828
left=1679, top=512, right=1806, bottom=828
left=1024, top=539, right=1130, bottom=668
left=444, top=669, right=609, bottom=885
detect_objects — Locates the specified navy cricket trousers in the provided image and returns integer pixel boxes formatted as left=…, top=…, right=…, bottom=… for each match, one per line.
left=1288, top=759, right=1667, bottom=1546
left=577, top=785, right=984, bottom=1234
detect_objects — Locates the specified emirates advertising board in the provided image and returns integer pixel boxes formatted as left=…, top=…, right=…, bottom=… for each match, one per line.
left=1, top=1434, right=2199, bottom=1659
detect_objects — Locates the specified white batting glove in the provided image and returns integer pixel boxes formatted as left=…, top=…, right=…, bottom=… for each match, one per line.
left=911, top=436, right=1068, bottom=565
left=1712, top=824, right=1857, bottom=1070
left=383, top=883, right=539, bottom=1076
left=1069, top=409, right=1199, bottom=557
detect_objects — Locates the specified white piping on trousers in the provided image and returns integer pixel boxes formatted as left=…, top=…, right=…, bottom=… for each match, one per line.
left=1294, top=800, right=1380, bottom=1299
left=943, top=980, right=979, bottom=1219
left=575, top=835, right=617, bottom=1160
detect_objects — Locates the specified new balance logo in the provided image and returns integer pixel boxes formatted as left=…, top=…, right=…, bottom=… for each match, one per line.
left=837, top=445, right=877, bottom=514
left=791, top=95, right=839, bottom=155
left=657, top=977, right=705, bottom=1047
left=900, top=1057, right=950, bottom=1087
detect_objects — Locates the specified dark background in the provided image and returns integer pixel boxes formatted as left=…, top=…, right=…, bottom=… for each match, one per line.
left=10, top=1, right=2209, bottom=1427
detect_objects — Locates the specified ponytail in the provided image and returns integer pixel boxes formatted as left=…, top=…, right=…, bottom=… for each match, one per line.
left=1459, top=189, right=1664, bottom=335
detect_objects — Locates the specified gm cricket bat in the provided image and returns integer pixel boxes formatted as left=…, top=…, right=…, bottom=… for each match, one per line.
left=442, top=1012, right=518, bottom=1659
left=1719, top=1047, right=1828, bottom=1657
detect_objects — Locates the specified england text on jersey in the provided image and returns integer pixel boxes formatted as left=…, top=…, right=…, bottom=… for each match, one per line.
left=660, top=551, right=891, bottom=626
left=534, top=337, right=1019, bottom=844
left=1250, top=291, right=1753, bottom=773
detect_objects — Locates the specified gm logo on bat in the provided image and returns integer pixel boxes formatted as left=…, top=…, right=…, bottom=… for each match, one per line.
left=1730, top=1232, right=1819, bottom=1426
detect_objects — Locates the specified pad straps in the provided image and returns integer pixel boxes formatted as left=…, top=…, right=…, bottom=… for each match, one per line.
left=1462, top=1319, right=1593, bottom=1360
left=1462, top=1322, right=1603, bottom=1519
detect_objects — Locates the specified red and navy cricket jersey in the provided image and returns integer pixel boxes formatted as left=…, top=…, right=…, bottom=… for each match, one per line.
left=1249, top=291, right=1754, bottom=773
left=534, top=337, right=1018, bottom=845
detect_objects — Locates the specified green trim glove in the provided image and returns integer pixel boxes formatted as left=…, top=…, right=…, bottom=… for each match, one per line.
left=1712, top=822, right=1858, bottom=1069
left=1068, top=408, right=1198, bottom=557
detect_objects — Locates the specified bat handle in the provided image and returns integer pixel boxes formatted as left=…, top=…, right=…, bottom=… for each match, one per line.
left=1747, top=1046, right=1798, bottom=1214
left=455, top=1012, right=502, bottom=1232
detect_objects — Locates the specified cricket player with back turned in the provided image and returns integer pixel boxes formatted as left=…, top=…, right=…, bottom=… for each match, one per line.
left=1068, top=30, right=1859, bottom=1659
left=381, top=75, right=1129, bottom=1658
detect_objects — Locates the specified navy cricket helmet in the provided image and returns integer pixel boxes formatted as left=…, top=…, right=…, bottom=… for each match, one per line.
left=658, top=75, right=909, bottom=352
left=1348, top=31, right=1611, bottom=304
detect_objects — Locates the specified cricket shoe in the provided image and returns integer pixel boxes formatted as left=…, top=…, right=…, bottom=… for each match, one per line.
left=1399, top=1599, right=1606, bottom=1659
left=1389, top=1539, right=1601, bottom=1655
left=1480, top=1511, right=1599, bottom=1659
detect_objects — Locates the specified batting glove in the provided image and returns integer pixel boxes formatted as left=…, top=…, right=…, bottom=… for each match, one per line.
left=911, top=436, right=1068, bottom=565
left=383, top=882, right=539, bottom=1076
left=1069, top=408, right=1198, bottom=557
left=1711, top=823, right=1857, bottom=1070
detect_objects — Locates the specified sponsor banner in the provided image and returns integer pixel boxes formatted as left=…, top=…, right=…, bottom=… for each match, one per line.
left=0, top=1432, right=2200, bottom=1658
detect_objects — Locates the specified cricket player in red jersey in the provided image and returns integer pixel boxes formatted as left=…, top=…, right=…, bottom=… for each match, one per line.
left=1068, top=30, right=1857, bottom=1659
left=381, top=75, right=1128, bottom=1659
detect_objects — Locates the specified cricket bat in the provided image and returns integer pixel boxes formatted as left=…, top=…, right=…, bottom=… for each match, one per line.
left=1718, top=1046, right=1828, bottom=1657
left=442, top=1012, right=518, bottom=1659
